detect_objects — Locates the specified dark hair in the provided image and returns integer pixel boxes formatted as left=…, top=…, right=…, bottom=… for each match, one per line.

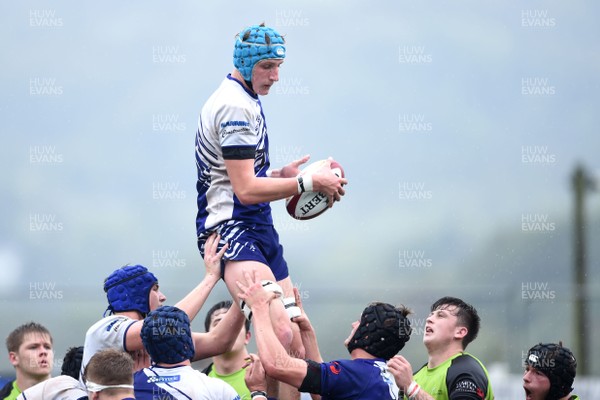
left=5, top=322, right=53, bottom=353
left=431, top=296, right=480, bottom=349
left=61, top=346, right=84, bottom=379
left=204, top=300, right=251, bottom=333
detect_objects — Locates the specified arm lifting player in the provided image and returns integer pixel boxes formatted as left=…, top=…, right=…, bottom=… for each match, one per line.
left=80, top=233, right=245, bottom=382
left=236, top=269, right=411, bottom=400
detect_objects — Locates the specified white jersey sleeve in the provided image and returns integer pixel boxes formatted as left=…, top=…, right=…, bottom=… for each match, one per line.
left=79, top=315, right=137, bottom=387
left=18, top=376, right=88, bottom=400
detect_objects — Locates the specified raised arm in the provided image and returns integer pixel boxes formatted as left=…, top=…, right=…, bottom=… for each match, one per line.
left=292, top=287, right=323, bottom=363
left=236, top=270, right=309, bottom=388
left=124, top=233, right=226, bottom=354
left=191, top=301, right=246, bottom=360
left=174, top=232, right=225, bottom=320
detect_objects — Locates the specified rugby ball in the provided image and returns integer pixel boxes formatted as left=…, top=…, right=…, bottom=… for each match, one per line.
left=286, top=160, right=344, bottom=220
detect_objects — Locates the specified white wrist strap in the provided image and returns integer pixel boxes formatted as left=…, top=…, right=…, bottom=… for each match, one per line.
left=297, top=175, right=314, bottom=194
left=239, top=280, right=283, bottom=320
left=407, top=381, right=420, bottom=399
left=283, top=296, right=301, bottom=319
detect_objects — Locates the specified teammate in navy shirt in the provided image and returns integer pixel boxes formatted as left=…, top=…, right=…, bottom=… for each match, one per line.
left=237, top=270, right=412, bottom=400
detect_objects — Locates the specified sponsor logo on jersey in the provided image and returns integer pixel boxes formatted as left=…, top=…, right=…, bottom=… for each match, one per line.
left=455, top=379, right=479, bottom=395
left=105, top=317, right=128, bottom=332
left=220, top=120, right=253, bottom=138
left=221, top=127, right=253, bottom=138
left=329, top=361, right=341, bottom=375
left=147, top=375, right=181, bottom=384
left=220, top=120, right=250, bottom=129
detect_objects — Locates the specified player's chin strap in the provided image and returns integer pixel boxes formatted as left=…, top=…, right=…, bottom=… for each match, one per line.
left=85, top=380, right=134, bottom=393
left=245, top=80, right=254, bottom=93
left=240, top=280, right=284, bottom=321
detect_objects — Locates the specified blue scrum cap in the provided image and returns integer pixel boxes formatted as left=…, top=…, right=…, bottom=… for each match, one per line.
left=233, top=23, right=286, bottom=82
left=141, top=306, right=195, bottom=365
left=103, top=265, right=158, bottom=316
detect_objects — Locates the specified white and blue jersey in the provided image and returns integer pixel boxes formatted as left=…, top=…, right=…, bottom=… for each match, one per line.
left=79, top=315, right=138, bottom=388
left=134, top=365, right=240, bottom=400
left=302, top=358, right=400, bottom=400
left=195, top=74, right=272, bottom=234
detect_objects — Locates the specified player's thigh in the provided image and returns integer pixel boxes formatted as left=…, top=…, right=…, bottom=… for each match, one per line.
left=223, top=260, right=292, bottom=339
left=223, top=259, right=277, bottom=297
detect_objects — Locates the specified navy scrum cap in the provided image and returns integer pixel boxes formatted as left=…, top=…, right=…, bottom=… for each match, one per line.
left=347, top=302, right=411, bottom=360
left=233, top=23, right=286, bottom=83
left=525, top=342, right=577, bottom=400
left=142, top=306, right=195, bottom=365
left=104, top=265, right=158, bottom=316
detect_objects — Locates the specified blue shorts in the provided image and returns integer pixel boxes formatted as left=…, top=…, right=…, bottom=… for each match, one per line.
left=197, top=221, right=289, bottom=281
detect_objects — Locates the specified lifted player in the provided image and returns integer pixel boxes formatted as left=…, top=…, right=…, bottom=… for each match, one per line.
left=195, top=22, right=347, bottom=396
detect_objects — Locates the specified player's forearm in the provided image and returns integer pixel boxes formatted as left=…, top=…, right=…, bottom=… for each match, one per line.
left=299, top=323, right=323, bottom=363
left=204, top=302, right=246, bottom=353
left=401, top=383, right=435, bottom=400
left=174, top=273, right=220, bottom=321
left=252, top=303, right=288, bottom=370
left=190, top=307, right=245, bottom=361
left=234, top=176, right=299, bottom=205
left=412, top=391, right=435, bottom=400
left=252, top=307, right=308, bottom=388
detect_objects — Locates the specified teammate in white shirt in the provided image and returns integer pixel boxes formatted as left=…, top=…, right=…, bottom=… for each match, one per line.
left=195, top=24, right=347, bottom=398
left=79, top=233, right=245, bottom=387
left=83, top=349, right=136, bottom=400
left=134, top=306, right=240, bottom=400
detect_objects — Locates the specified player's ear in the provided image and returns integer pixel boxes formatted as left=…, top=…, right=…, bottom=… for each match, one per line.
left=454, top=326, right=468, bottom=340
left=8, top=351, right=19, bottom=366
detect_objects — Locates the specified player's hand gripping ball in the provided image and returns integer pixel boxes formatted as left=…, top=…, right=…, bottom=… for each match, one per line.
left=285, top=159, right=345, bottom=220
